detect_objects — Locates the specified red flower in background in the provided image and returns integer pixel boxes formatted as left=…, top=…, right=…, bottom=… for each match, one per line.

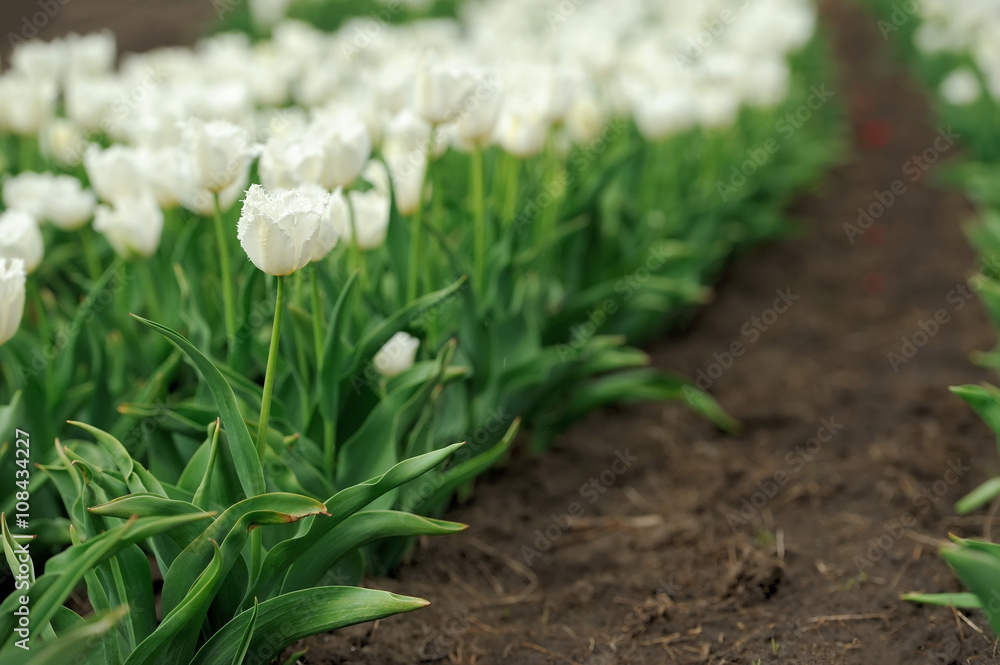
left=858, top=118, right=892, bottom=149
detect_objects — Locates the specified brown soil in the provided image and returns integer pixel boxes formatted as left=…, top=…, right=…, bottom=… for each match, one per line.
left=293, top=2, right=1000, bottom=664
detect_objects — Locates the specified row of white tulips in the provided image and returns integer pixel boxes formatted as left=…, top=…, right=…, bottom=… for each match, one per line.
left=910, top=0, right=1000, bottom=105
left=0, top=0, right=817, bottom=351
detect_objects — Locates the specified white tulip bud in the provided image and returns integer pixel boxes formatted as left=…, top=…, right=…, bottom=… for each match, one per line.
left=383, top=109, right=431, bottom=216
left=0, top=211, right=44, bottom=274
left=65, top=75, right=121, bottom=132
left=941, top=68, right=981, bottom=106
left=453, top=73, right=504, bottom=149
left=65, top=31, right=117, bottom=77
left=362, top=159, right=391, bottom=196
left=179, top=118, right=254, bottom=193
left=39, top=118, right=88, bottom=167
left=415, top=59, right=478, bottom=125
left=84, top=145, right=151, bottom=204
left=46, top=176, right=97, bottom=231
left=10, top=39, right=66, bottom=81
left=2, top=172, right=50, bottom=220
left=373, top=331, right=420, bottom=377
left=0, top=258, right=26, bottom=347
left=343, top=189, right=391, bottom=250
left=258, top=133, right=323, bottom=191
left=494, top=100, right=549, bottom=157
left=633, top=90, right=696, bottom=141
left=311, top=109, right=372, bottom=189
left=94, top=195, right=164, bottom=260
left=237, top=184, right=330, bottom=276
left=0, top=74, right=57, bottom=136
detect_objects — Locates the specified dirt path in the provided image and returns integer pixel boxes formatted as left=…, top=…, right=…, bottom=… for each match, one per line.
left=308, top=2, right=1000, bottom=663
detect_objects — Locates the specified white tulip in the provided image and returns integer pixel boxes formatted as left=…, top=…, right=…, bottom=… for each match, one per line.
left=84, top=145, right=151, bottom=204
left=249, top=0, right=294, bottom=29
left=141, top=147, right=188, bottom=210
left=453, top=73, right=503, bottom=149
left=237, top=184, right=330, bottom=276
left=494, top=99, right=549, bottom=157
left=362, top=159, right=391, bottom=196
left=0, top=211, right=44, bottom=274
left=941, top=68, right=981, bottom=106
left=10, top=39, right=66, bottom=81
left=415, top=59, right=478, bottom=125
left=310, top=109, right=373, bottom=189
left=633, top=90, right=696, bottom=141
left=0, top=259, right=26, bottom=347
left=93, top=195, right=164, bottom=260
left=343, top=189, right=391, bottom=250
left=38, top=118, right=87, bottom=167
left=65, top=31, right=117, bottom=77
left=373, top=331, right=420, bottom=377
left=179, top=118, right=254, bottom=193
left=0, top=75, right=57, bottom=135
left=179, top=175, right=247, bottom=217
left=2, top=172, right=50, bottom=219
left=565, top=94, right=606, bottom=145
left=65, top=75, right=122, bottom=132
left=312, top=187, right=347, bottom=263
left=382, top=109, right=431, bottom=216
left=258, top=133, right=323, bottom=191
left=46, top=176, right=97, bottom=231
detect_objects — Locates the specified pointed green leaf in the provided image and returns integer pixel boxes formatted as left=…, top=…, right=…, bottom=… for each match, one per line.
left=190, top=587, right=428, bottom=665
left=131, top=315, right=265, bottom=498
left=281, top=511, right=466, bottom=593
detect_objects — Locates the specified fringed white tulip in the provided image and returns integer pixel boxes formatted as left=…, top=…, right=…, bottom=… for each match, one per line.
left=237, top=184, right=331, bottom=276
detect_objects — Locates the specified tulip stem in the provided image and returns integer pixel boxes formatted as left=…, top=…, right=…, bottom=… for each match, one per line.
left=80, top=227, right=103, bottom=284
left=323, top=419, right=336, bottom=479
left=256, top=275, right=285, bottom=462
left=406, top=135, right=433, bottom=303
left=310, top=264, right=324, bottom=363
left=502, top=153, right=520, bottom=228
left=212, top=193, right=237, bottom=355
left=471, top=146, right=486, bottom=300
left=19, top=136, right=33, bottom=172
left=27, top=278, right=51, bottom=385
left=139, top=260, right=164, bottom=324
